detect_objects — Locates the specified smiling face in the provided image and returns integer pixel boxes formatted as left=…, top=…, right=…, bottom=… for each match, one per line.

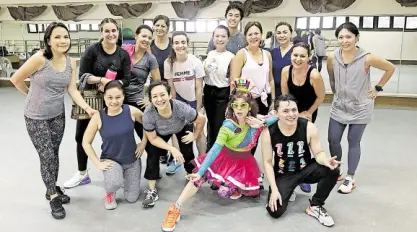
left=277, top=100, right=299, bottom=126
left=291, top=46, right=310, bottom=69
left=213, top=28, right=229, bottom=51
left=275, top=24, right=291, bottom=45
left=172, top=34, right=188, bottom=56
left=48, top=26, right=70, bottom=55
left=226, top=8, right=241, bottom=29
left=338, top=28, right=358, bottom=52
left=231, top=98, right=251, bottom=120
left=154, top=19, right=169, bottom=38
left=150, top=85, right=171, bottom=110
left=101, top=22, right=119, bottom=45
left=136, top=28, right=153, bottom=50
left=104, top=87, right=124, bottom=111
left=246, top=25, right=262, bottom=48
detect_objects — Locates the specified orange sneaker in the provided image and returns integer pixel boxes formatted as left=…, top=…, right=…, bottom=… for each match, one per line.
left=162, top=203, right=181, bottom=232
left=230, top=191, right=242, bottom=200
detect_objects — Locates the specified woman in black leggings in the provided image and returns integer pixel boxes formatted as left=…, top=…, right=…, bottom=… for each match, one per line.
left=63, top=18, right=131, bottom=189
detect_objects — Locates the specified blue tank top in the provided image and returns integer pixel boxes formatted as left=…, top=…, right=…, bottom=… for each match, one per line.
left=99, top=104, right=136, bottom=165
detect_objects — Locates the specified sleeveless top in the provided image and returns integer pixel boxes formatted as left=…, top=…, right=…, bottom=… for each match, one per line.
left=99, top=104, right=136, bottom=165
left=268, top=118, right=313, bottom=177
left=241, top=48, right=271, bottom=107
left=288, top=65, right=318, bottom=121
left=24, top=55, right=72, bottom=120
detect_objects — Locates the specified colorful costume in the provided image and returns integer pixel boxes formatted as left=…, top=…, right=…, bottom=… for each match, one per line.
left=192, top=116, right=278, bottom=197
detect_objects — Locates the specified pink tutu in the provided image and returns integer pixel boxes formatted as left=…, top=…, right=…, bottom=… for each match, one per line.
left=192, top=146, right=261, bottom=197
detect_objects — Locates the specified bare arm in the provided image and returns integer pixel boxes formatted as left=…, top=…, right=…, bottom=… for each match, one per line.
left=68, top=58, right=93, bottom=110
left=195, top=78, right=203, bottom=110
left=130, top=105, right=148, bottom=145
left=261, top=128, right=279, bottom=192
left=167, top=78, right=176, bottom=99
left=82, top=114, right=102, bottom=167
left=266, top=51, right=275, bottom=101
left=230, top=50, right=245, bottom=82
left=327, top=54, right=335, bottom=94
left=10, top=52, right=44, bottom=95
left=145, top=130, right=176, bottom=152
left=307, top=69, right=325, bottom=115
left=280, top=66, right=290, bottom=95
left=366, top=54, right=396, bottom=87
left=193, top=113, right=206, bottom=138
left=307, top=122, right=330, bottom=166
left=150, top=67, right=161, bottom=82
left=164, top=60, right=176, bottom=98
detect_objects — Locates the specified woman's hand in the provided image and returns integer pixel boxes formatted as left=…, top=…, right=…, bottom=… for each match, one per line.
left=186, top=173, right=201, bottom=182
left=181, top=131, right=196, bottom=144
left=245, top=116, right=265, bottom=128
left=138, top=98, right=151, bottom=108
left=85, top=107, right=98, bottom=117
left=97, top=159, right=113, bottom=171
left=170, top=147, right=185, bottom=164
left=368, top=86, right=378, bottom=99
left=299, top=111, right=312, bottom=121
left=135, top=142, right=146, bottom=157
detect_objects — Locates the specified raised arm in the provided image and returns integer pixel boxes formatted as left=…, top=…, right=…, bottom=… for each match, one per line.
left=10, top=52, right=44, bottom=95
left=366, top=54, right=395, bottom=88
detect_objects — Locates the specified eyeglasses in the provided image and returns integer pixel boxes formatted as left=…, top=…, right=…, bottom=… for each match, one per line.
left=231, top=102, right=249, bottom=109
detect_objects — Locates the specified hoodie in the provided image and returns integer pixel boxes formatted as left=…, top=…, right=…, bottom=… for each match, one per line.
left=313, top=35, right=326, bottom=56
left=330, top=47, right=374, bottom=124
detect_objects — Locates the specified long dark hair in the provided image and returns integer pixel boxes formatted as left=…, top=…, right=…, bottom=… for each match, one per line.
left=43, top=22, right=71, bottom=60
left=168, top=31, right=189, bottom=70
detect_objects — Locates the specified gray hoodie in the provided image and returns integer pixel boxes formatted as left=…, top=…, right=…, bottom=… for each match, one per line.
left=329, top=47, right=374, bottom=124
left=313, top=34, right=326, bottom=56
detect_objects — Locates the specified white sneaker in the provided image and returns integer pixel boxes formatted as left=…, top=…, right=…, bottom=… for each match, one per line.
left=338, top=176, right=356, bottom=194
left=104, top=192, right=117, bottom=210
left=306, top=204, right=335, bottom=227
left=63, top=171, right=91, bottom=189
left=289, top=191, right=296, bottom=202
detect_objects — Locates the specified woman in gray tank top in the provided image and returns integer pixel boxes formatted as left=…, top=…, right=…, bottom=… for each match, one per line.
left=327, top=22, right=395, bottom=194
left=10, top=22, right=96, bottom=220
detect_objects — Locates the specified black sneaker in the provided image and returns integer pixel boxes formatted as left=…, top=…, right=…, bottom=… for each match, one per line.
left=142, top=189, right=159, bottom=208
left=50, top=197, right=66, bottom=220
left=45, top=186, right=71, bottom=204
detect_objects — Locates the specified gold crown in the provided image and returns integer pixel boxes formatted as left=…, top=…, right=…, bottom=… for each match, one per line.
left=231, top=78, right=255, bottom=93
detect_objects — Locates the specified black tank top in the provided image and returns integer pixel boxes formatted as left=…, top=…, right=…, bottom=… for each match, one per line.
left=288, top=65, right=317, bottom=116
left=268, top=118, right=313, bottom=177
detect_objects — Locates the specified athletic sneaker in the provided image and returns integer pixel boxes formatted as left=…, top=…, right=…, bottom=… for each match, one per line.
left=104, top=192, right=117, bottom=210
left=289, top=191, right=296, bottom=202
left=166, top=160, right=182, bottom=176
left=306, top=203, right=335, bottom=227
left=338, top=176, right=356, bottom=194
left=142, top=189, right=159, bottom=208
left=45, top=186, right=70, bottom=204
left=299, top=183, right=311, bottom=193
left=63, top=171, right=91, bottom=189
left=162, top=203, right=181, bottom=232
left=50, top=197, right=66, bottom=220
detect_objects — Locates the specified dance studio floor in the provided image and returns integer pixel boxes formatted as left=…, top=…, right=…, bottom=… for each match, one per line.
left=0, top=87, right=416, bottom=232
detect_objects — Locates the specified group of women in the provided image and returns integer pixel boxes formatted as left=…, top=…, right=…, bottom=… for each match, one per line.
left=10, top=2, right=395, bottom=231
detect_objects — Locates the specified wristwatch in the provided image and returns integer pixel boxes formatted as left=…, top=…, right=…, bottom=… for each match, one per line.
left=375, top=85, right=383, bottom=92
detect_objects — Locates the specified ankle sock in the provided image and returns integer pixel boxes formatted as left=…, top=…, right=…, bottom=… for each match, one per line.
left=174, top=202, right=181, bottom=209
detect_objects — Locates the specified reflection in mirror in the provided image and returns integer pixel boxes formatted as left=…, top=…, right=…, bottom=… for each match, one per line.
left=0, top=22, right=26, bottom=78
left=399, top=16, right=417, bottom=95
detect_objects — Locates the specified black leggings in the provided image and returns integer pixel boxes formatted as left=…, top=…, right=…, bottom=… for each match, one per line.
left=203, top=84, right=230, bottom=151
left=25, top=113, right=65, bottom=196
left=144, top=124, right=195, bottom=180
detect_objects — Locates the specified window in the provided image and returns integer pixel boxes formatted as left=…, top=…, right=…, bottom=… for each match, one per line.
left=91, top=24, right=99, bottom=31
left=322, top=16, right=334, bottom=29
left=144, top=20, right=153, bottom=28
left=393, top=16, right=405, bottom=28
left=377, top=16, right=390, bottom=28
left=80, top=24, right=90, bottom=31
left=28, top=24, right=37, bottom=33
left=349, top=16, right=360, bottom=27
left=186, top=21, right=195, bottom=32
left=335, top=16, right=346, bottom=27
left=406, top=16, right=417, bottom=29
left=207, top=20, right=218, bottom=32
left=309, top=17, right=321, bottom=29
left=169, top=21, right=174, bottom=32
left=196, top=20, right=206, bottom=33
left=219, top=20, right=227, bottom=26
left=296, top=17, right=307, bottom=29
left=37, top=24, right=45, bottom=33
left=175, top=21, right=184, bottom=31
left=68, top=24, right=78, bottom=32
left=362, top=16, right=374, bottom=28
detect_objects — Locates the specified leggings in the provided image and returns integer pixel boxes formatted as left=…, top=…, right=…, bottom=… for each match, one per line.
left=75, top=119, right=90, bottom=172
left=103, top=159, right=141, bottom=203
left=25, top=113, right=65, bottom=196
left=328, top=118, right=367, bottom=176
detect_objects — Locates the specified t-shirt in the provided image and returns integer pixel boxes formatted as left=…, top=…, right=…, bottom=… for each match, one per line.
left=79, top=42, right=131, bottom=89
left=164, top=54, right=205, bottom=101
left=203, top=50, right=234, bottom=88
left=142, top=99, right=198, bottom=136
left=207, top=31, right=246, bottom=55
left=124, top=52, right=159, bottom=102
left=151, top=39, right=172, bottom=81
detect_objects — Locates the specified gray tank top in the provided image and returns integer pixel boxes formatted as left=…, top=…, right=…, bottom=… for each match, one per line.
left=24, top=55, right=72, bottom=119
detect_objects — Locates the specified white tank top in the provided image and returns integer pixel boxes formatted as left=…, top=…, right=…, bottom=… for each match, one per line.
left=241, top=48, right=271, bottom=107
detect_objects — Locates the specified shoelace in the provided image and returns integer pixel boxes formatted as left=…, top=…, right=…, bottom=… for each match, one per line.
left=165, top=208, right=178, bottom=224
left=342, top=179, right=351, bottom=186
left=317, top=205, right=329, bottom=217
left=144, top=190, right=155, bottom=200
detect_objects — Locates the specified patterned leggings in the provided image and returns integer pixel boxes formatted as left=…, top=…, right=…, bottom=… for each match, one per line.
left=25, top=113, right=65, bottom=196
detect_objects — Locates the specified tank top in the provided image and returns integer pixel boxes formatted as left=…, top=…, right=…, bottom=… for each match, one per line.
left=268, top=118, right=313, bottom=177
left=288, top=65, right=317, bottom=116
left=99, top=104, right=136, bottom=165
left=241, top=48, right=271, bottom=107
left=151, top=39, right=172, bottom=81
left=24, top=55, right=72, bottom=119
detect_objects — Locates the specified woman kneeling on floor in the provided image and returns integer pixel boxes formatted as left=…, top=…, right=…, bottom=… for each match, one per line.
left=82, top=80, right=146, bottom=210
left=161, top=78, right=278, bottom=232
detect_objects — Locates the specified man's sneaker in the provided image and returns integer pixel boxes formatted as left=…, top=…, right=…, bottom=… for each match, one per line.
left=299, top=183, right=311, bottom=193
left=45, top=186, right=70, bottom=204
left=306, top=204, right=335, bottom=227
left=161, top=203, right=181, bottom=232
left=338, top=176, right=356, bottom=194
left=50, top=197, right=66, bottom=220
left=166, top=160, right=182, bottom=176
left=63, top=171, right=91, bottom=189
left=104, top=192, right=117, bottom=210
left=142, top=189, right=159, bottom=208
left=230, top=191, right=242, bottom=200
left=289, top=191, right=296, bottom=202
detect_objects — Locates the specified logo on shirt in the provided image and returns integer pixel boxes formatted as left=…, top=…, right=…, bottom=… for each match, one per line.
left=275, top=141, right=307, bottom=173
left=174, top=71, right=191, bottom=76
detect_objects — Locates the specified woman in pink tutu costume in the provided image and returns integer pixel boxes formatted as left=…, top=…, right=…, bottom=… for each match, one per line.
left=161, top=78, right=278, bottom=232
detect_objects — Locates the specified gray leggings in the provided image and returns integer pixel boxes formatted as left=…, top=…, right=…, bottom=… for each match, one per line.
left=103, top=159, right=141, bottom=203
left=328, top=118, right=367, bottom=176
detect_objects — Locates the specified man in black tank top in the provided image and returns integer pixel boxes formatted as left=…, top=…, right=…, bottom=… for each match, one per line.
left=260, top=94, right=340, bottom=227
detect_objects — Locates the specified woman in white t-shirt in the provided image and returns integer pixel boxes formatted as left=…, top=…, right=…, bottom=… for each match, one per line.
left=203, top=25, right=234, bottom=151
left=164, top=31, right=206, bottom=168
